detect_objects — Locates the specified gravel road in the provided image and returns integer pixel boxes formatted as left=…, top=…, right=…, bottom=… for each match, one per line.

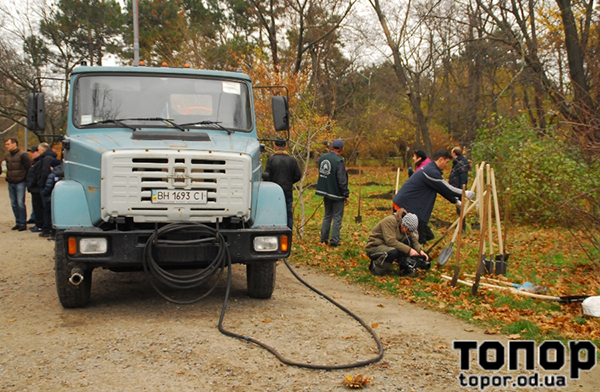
left=1, top=180, right=598, bottom=391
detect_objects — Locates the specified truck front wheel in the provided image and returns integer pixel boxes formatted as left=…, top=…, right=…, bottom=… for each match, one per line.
left=55, top=232, right=92, bottom=308
left=246, top=261, right=276, bottom=299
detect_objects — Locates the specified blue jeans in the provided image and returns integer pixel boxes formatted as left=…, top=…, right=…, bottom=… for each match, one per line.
left=8, top=182, right=28, bottom=226
left=320, top=198, right=345, bottom=246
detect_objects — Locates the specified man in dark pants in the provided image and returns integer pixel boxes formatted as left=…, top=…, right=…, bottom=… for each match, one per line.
left=366, top=211, right=430, bottom=276
left=392, top=149, right=474, bottom=244
left=264, top=139, right=302, bottom=229
left=4, top=138, right=31, bottom=231
left=316, top=139, right=349, bottom=247
left=449, top=147, right=471, bottom=227
left=36, top=142, right=58, bottom=237
left=26, top=145, right=45, bottom=233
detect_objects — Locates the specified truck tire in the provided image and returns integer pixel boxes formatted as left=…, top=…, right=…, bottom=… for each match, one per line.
left=55, top=232, right=92, bottom=308
left=246, top=261, right=276, bottom=299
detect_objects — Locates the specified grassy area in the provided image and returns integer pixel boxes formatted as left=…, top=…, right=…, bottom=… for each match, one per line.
left=289, top=165, right=600, bottom=347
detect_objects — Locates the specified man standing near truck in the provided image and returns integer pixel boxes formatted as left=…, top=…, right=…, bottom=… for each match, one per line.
left=5, top=138, right=31, bottom=231
left=265, top=139, right=302, bottom=229
left=316, top=139, right=349, bottom=247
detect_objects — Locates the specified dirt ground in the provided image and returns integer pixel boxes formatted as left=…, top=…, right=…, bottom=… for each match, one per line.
left=1, top=179, right=598, bottom=392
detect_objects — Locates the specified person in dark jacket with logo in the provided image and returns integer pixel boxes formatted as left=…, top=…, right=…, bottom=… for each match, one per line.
left=392, top=149, right=474, bottom=244
left=265, top=139, right=302, bottom=229
left=316, top=139, right=349, bottom=247
left=4, top=138, right=31, bottom=231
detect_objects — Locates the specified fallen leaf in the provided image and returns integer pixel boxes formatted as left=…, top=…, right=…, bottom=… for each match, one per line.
left=508, top=334, right=521, bottom=340
left=437, top=345, right=448, bottom=349
left=333, top=295, right=342, bottom=299
left=484, top=329, right=499, bottom=335
left=342, top=335, right=354, bottom=339
left=343, top=374, right=372, bottom=389
left=261, top=319, right=272, bottom=323
left=377, top=304, right=384, bottom=308
left=371, top=323, right=379, bottom=328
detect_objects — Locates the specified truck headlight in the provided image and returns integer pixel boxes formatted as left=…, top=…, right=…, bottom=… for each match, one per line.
left=253, top=236, right=279, bottom=252
left=79, top=238, right=108, bottom=254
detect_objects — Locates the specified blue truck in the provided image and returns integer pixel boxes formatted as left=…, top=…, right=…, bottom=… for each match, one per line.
left=29, top=65, right=291, bottom=308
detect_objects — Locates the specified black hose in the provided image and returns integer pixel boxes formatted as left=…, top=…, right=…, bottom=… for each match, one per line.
left=144, top=222, right=384, bottom=369
left=142, top=222, right=227, bottom=305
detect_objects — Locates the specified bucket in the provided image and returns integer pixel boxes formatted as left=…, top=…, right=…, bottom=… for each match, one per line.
left=484, top=259, right=495, bottom=275
left=494, top=259, right=507, bottom=275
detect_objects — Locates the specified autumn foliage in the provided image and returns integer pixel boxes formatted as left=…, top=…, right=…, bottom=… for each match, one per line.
left=290, top=164, right=600, bottom=345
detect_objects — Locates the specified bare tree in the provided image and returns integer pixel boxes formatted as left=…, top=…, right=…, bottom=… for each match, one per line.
left=367, top=0, right=434, bottom=155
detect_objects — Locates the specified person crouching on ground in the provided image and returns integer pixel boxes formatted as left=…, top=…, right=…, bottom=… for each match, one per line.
left=366, top=211, right=430, bottom=276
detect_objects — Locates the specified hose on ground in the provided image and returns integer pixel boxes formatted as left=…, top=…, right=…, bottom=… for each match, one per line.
left=144, top=222, right=384, bottom=369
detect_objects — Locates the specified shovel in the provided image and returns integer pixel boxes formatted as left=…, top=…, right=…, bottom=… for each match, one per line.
left=437, top=162, right=484, bottom=265
left=450, top=185, right=467, bottom=286
left=491, top=169, right=509, bottom=273
left=434, top=199, right=479, bottom=262
left=355, top=164, right=362, bottom=223
left=472, top=183, right=490, bottom=296
left=443, top=275, right=590, bottom=303
left=484, top=164, right=495, bottom=274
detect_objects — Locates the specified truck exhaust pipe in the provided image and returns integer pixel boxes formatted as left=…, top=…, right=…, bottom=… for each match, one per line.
left=69, top=267, right=85, bottom=286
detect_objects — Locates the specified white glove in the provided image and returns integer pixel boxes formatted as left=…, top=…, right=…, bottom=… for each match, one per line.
left=455, top=199, right=462, bottom=207
left=465, top=190, right=475, bottom=201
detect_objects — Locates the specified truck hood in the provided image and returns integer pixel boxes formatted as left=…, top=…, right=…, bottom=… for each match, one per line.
left=67, top=129, right=259, bottom=154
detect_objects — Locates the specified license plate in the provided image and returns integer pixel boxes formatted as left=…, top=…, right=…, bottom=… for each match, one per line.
left=151, top=189, right=208, bottom=204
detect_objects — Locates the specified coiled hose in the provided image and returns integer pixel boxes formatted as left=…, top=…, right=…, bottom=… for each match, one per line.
left=143, top=222, right=384, bottom=370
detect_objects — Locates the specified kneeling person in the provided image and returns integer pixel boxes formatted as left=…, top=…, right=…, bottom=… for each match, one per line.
left=366, top=211, right=430, bottom=276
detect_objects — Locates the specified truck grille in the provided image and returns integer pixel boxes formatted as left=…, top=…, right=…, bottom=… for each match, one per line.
left=101, top=150, right=251, bottom=223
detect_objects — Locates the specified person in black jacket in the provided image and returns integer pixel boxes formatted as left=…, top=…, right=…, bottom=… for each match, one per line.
left=449, top=147, right=471, bottom=224
left=36, top=143, right=58, bottom=237
left=449, top=147, right=470, bottom=190
left=265, top=139, right=302, bottom=229
left=392, top=149, right=474, bottom=244
left=26, top=148, right=45, bottom=232
left=316, top=139, right=349, bottom=247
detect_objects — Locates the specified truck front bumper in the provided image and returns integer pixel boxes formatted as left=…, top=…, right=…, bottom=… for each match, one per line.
left=57, top=226, right=291, bottom=269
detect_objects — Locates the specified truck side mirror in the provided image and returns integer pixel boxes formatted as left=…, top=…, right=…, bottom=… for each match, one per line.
left=271, top=96, right=289, bottom=131
left=27, top=93, right=46, bottom=131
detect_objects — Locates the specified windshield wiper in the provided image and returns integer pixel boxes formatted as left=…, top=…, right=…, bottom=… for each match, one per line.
left=179, top=120, right=233, bottom=134
left=90, top=117, right=186, bottom=131
left=91, top=118, right=137, bottom=131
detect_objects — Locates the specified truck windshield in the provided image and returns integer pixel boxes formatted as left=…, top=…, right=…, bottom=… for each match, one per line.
left=73, top=74, right=253, bottom=132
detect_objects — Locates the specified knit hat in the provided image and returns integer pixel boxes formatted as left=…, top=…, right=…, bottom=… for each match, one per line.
left=414, top=149, right=427, bottom=159
left=402, top=213, right=419, bottom=233
left=332, top=139, right=344, bottom=149
left=274, top=139, right=286, bottom=147
left=50, top=159, right=62, bottom=168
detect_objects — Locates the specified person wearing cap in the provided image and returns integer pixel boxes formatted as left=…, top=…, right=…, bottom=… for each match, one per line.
left=4, top=138, right=32, bottom=231
left=264, top=139, right=302, bottom=229
left=365, top=210, right=429, bottom=276
left=393, top=149, right=475, bottom=244
left=316, top=138, right=349, bottom=247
